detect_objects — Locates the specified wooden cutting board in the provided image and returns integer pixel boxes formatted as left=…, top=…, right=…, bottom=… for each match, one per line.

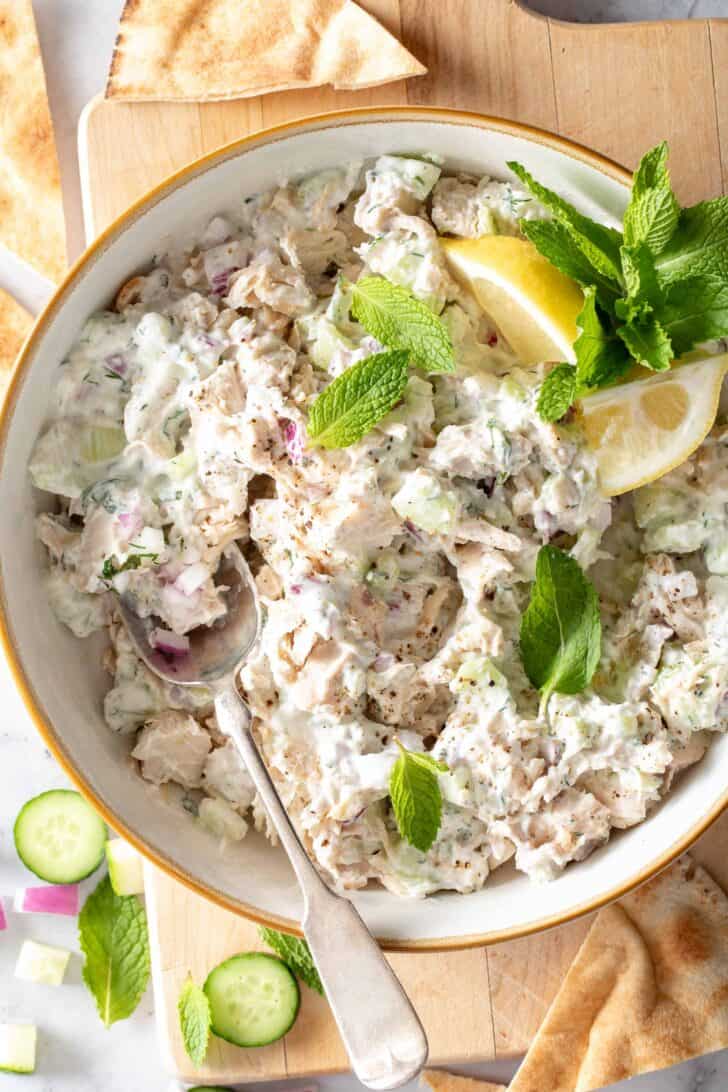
left=80, top=1, right=728, bottom=1083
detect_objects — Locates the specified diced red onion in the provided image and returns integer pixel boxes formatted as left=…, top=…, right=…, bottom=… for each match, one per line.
left=118, top=511, right=142, bottom=533
left=403, top=519, right=425, bottom=543
left=289, top=584, right=302, bottom=595
left=150, top=627, right=190, bottom=657
left=0, top=899, right=6, bottom=930
left=14, top=885, right=79, bottom=916
left=210, top=270, right=237, bottom=294
left=105, top=353, right=127, bottom=376
left=280, top=419, right=304, bottom=463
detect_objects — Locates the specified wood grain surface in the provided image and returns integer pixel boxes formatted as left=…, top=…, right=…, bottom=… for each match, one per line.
left=81, top=0, right=728, bottom=1082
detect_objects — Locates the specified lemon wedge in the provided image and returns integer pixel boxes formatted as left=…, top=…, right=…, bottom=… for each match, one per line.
left=577, top=354, right=728, bottom=496
left=442, top=235, right=584, bottom=364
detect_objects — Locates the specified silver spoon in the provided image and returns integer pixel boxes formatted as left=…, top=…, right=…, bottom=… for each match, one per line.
left=118, top=544, right=428, bottom=1090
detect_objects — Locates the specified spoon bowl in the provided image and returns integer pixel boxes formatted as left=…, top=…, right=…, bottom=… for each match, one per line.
left=117, top=546, right=260, bottom=686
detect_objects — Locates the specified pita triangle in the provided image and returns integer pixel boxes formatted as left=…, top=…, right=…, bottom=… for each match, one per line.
left=0, top=0, right=66, bottom=282
left=509, top=855, right=728, bottom=1092
left=0, top=288, right=31, bottom=397
left=422, top=1070, right=505, bottom=1092
left=106, top=0, right=426, bottom=102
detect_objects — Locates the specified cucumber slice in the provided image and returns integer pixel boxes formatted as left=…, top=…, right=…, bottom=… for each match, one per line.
left=204, top=953, right=300, bottom=1047
left=0, top=1025, right=37, bottom=1074
left=15, top=940, right=71, bottom=985
left=105, top=839, right=144, bottom=896
left=14, top=790, right=106, bottom=884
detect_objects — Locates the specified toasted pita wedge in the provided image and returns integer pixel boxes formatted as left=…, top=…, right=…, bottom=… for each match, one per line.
left=421, top=1070, right=505, bottom=1092
left=106, top=0, right=425, bottom=101
left=0, top=289, right=31, bottom=397
left=0, top=1, right=66, bottom=282
left=509, top=855, right=728, bottom=1092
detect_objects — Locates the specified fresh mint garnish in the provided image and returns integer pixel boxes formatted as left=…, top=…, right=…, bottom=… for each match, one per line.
left=623, top=141, right=679, bottom=253
left=520, top=545, right=601, bottom=711
left=78, top=875, right=150, bottom=1027
left=350, top=276, right=454, bottom=373
left=259, top=929, right=324, bottom=995
left=389, top=741, right=448, bottom=854
left=537, top=363, right=577, bottom=423
left=101, top=552, right=158, bottom=580
left=572, top=287, right=633, bottom=390
left=307, top=349, right=409, bottom=449
left=520, top=219, right=620, bottom=310
left=178, top=975, right=212, bottom=1065
left=508, top=161, right=623, bottom=285
left=512, top=143, right=728, bottom=420
left=618, top=312, right=673, bottom=371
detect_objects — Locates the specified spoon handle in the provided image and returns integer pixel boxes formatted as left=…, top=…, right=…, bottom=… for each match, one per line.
left=214, top=682, right=428, bottom=1091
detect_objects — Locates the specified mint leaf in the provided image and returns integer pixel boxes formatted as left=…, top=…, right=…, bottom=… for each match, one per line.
left=307, top=349, right=409, bottom=449
left=178, top=975, right=211, bottom=1066
left=537, top=364, right=576, bottom=422
left=623, top=142, right=679, bottom=253
left=520, top=219, right=620, bottom=311
left=259, top=929, right=324, bottom=995
left=78, top=875, right=150, bottom=1027
left=659, top=274, right=728, bottom=355
left=618, top=314, right=673, bottom=371
left=619, top=243, right=663, bottom=311
left=520, top=545, right=601, bottom=708
left=507, top=161, right=623, bottom=284
left=655, top=197, right=728, bottom=284
left=350, top=276, right=454, bottom=373
left=389, top=743, right=448, bottom=853
left=573, top=288, right=632, bottom=390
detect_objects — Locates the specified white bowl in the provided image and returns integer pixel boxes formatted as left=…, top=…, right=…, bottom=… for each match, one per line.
left=2, top=107, right=725, bottom=950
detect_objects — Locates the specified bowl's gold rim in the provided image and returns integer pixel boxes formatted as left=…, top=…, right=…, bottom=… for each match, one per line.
left=2, top=104, right=725, bottom=952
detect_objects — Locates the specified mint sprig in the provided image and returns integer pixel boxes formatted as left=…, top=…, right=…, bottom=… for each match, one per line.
left=511, top=142, right=728, bottom=419
left=307, top=349, right=409, bottom=449
left=350, top=276, right=454, bottom=373
left=78, top=875, right=150, bottom=1028
left=178, top=975, right=212, bottom=1066
left=259, top=928, right=324, bottom=995
left=520, top=545, right=601, bottom=710
left=389, top=742, right=448, bottom=853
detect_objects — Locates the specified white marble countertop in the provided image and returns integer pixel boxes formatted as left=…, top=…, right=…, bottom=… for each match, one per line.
left=1, top=1, right=727, bottom=1090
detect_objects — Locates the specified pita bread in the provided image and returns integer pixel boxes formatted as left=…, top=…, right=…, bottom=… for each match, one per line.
left=509, top=855, right=728, bottom=1092
left=0, top=289, right=31, bottom=397
left=421, top=1070, right=505, bottom=1092
left=106, top=0, right=426, bottom=101
left=0, top=1, right=66, bottom=282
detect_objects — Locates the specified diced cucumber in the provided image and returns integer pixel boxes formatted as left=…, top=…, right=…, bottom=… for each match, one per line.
left=204, top=953, right=300, bottom=1047
left=0, top=1025, right=37, bottom=1074
left=14, top=790, right=106, bottom=885
left=392, top=468, right=458, bottom=535
left=105, top=839, right=144, bottom=896
left=15, top=940, right=71, bottom=986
